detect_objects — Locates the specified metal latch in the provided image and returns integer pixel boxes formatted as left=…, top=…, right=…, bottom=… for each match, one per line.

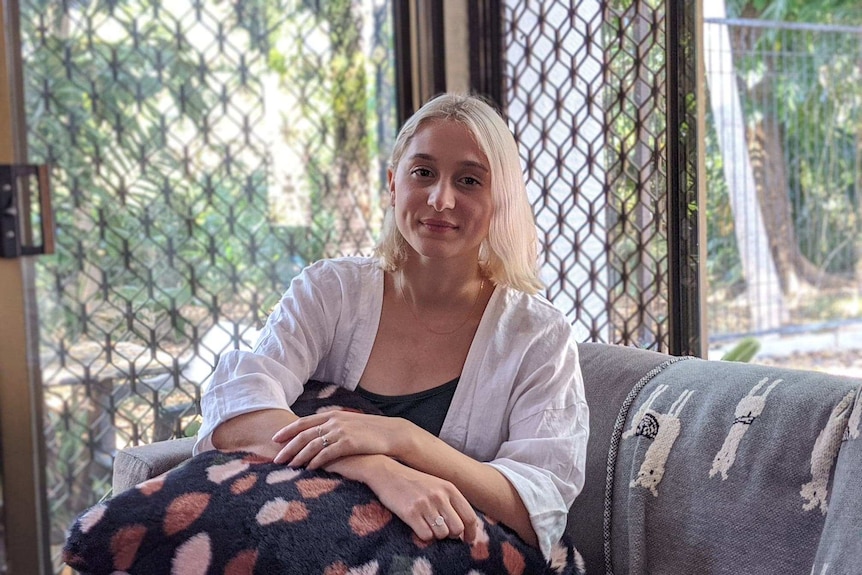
left=0, top=164, right=54, bottom=258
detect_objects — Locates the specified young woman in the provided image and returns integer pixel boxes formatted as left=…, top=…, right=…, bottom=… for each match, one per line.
left=194, top=93, right=589, bottom=559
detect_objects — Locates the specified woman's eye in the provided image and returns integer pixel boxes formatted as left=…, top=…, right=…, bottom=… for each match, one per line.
left=412, top=168, right=433, bottom=178
left=461, top=176, right=482, bottom=186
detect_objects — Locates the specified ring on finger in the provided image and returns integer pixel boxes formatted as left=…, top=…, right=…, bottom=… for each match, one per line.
left=317, top=425, right=323, bottom=438
left=321, top=436, right=330, bottom=448
left=432, top=515, right=445, bottom=527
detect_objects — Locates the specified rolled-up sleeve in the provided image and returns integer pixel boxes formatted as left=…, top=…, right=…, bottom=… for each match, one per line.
left=485, top=321, right=589, bottom=559
left=194, top=260, right=342, bottom=454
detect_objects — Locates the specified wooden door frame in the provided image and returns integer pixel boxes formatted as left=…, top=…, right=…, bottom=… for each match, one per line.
left=0, top=0, right=52, bottom=572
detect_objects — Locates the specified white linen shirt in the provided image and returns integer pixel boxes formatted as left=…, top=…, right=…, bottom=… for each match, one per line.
left=195, top=256, right=589, bottom=559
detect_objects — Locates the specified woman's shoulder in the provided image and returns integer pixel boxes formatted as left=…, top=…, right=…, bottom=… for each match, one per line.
left=300, top=256, right=382, bottom=283
left=497, top=285, right=571, bottom=330
left=487, top=285, right=575, bottom=356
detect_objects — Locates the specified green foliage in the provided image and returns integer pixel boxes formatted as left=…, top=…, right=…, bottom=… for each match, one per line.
left=707, top=1, right=862, bottom=293
left=24, top=0, right=390, bottom=347
left=727, top=0, right=862, bottom=23
left=721, top=337, right=761, bottom=362
left=603, top=0, right=670, bottom=313
left=23, top=1, right=394, bottom=562
left=704, top=108, right=744, bottom=292
left=184, top=415, right=202, bottom=438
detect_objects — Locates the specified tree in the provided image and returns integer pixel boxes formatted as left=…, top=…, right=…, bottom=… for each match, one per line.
left=725, top=0, right=862, bottom=292
left=704, top=0, right=786, bottom=331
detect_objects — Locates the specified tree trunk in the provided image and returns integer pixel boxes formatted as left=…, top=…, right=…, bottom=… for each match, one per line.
left=733, top=4, right=853, bottom=292
left=703, top=0, right=786, bottom=331
left=747, top=116, right=853, bottom=290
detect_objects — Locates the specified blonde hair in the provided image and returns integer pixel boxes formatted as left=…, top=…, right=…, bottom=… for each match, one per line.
left=373, top=93, right=543, bottom=294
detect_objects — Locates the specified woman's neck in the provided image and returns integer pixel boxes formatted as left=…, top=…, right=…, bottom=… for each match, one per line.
left=397, top=258, right=485, bottom=308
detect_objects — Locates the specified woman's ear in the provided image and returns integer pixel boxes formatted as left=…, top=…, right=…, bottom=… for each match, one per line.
left=387, top=168, right=396, bottom=206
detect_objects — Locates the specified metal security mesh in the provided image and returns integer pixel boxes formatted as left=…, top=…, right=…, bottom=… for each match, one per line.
left=20, top=0, right=394, bottom=567
left=503, top=0, right=687, bottom=350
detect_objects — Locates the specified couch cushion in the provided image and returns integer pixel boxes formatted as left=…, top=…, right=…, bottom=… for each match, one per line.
left=609, top=357, right=861, bottom=575
left=113, top=437, right=196, bottom=495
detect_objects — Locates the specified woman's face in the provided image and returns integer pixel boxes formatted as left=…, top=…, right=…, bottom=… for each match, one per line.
left=388, top=120, right=494, bottom=265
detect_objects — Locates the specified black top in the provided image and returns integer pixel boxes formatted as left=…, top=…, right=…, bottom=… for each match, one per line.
left=355, top=377, right=459, bottom=437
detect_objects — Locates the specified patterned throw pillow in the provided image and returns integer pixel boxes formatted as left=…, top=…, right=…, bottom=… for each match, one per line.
left=63, top=381, right=584, bottom=575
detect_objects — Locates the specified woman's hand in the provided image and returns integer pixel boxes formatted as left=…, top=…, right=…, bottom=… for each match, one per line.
left=327, top=454, right=480, bottom=545
left=271, top=408, right=537, bottom=548
left=270, top=410, right=413, bottom=468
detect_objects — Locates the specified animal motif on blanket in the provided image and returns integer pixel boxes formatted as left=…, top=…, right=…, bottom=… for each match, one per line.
left=625, top=385, right=695, bottom=497
left=709, top=377, right=782, bottom=480
left=845, top=389, right=862, bottom=441
left=63, top=381, right=585, bottom=575
left=801, top=390, right=857, bottom=514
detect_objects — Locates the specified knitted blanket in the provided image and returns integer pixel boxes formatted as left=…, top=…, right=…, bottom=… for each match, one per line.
left=606, top=358, right=862, bottom=575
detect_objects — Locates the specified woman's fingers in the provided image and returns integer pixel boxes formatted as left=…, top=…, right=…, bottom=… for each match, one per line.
left=274, top=425, right=348, bottom=468
left=273, top=411, right=407, bottom=466
left=448, top=490, right=480, bottom=543
left=272, top=414, right=339, bottom=465
left=273, top=424, right=325, bottom=465
left=407, top=516, right=436, bottom=542
left=301, top=430, right=344, bottom=469
left=271, top=414, right=324, bottom=444
left=353, top=458, right=485, bottom=547
left=430, top=491, right=479, bottom=542
left=427, top=512, right=462, bottom=540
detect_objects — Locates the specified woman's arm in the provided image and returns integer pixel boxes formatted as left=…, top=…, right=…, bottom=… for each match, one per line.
left=325, top=452, right=480, bottom=544
left=271, top=412, right=538, bottom=547
left=195, top=260, right=345, bottom=455
left=215, top=408, right=482, bottom=544
left=399, top=428, right=539, bottom=547
left=211, top=408, right=298, bottom=458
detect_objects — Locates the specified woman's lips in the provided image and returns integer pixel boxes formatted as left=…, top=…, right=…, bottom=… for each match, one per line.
left=421, top=219, right=458, bottom=232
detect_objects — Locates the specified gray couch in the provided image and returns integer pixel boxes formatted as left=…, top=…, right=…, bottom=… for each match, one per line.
left=113, top=342, right=862, bottom=574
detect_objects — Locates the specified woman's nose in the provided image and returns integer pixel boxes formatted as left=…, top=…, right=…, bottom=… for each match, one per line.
left=427, top=181, right=456, bottom=211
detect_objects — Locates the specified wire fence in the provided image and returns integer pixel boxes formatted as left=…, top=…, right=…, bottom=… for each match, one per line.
left=704, top=18, right=862, bottom=342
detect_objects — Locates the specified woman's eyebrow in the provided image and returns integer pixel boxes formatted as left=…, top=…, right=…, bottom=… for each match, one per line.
left=408, top=153, right=489, bottom=173
left=462, top=160, right=490, bottom=173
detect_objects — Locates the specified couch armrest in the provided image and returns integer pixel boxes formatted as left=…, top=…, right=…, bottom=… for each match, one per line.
left=112, top=437, right=195, bottom=495
left=567, top=342, right=678, bottom=573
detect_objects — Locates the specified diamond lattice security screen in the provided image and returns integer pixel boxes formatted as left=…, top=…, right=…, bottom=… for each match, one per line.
left=19, top=1, right=394, bottom=568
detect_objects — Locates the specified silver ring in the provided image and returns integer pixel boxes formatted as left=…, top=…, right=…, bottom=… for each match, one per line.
left=321, top=436, right=330, bottom=448
left=317, top=425, right=323, bottom=437
left=433, top=515, right=445, bottom=527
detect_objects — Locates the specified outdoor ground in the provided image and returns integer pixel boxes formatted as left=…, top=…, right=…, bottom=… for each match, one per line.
left=708, top=321, right=862, bottom=379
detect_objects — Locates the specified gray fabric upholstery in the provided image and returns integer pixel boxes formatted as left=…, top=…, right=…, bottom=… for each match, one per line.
left=610, top=357, right=861, bottom=575
left=811, top=387, right=862, bottom=573
left=110, top=343, right=862, bottom=575
left=565, top=342, right=679, bottom=573
left=112, top=436, right=195, bottom=494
